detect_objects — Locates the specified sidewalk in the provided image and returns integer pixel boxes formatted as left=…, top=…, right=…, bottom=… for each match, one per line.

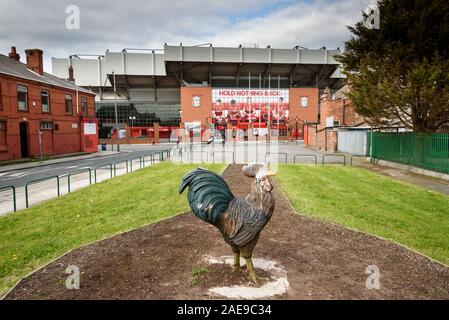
left=0, top=150, right=121, bottom=173
left=352, top=158, right=449, bottom=196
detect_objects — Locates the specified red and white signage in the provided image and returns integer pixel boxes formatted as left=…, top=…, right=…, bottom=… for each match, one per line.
left=211, top=88, right=289, bottom=127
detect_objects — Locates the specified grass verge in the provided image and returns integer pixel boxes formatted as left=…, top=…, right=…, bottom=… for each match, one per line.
left=277, top=164, right=449, bottom=265
left=0, top=162, right=225, bottom=296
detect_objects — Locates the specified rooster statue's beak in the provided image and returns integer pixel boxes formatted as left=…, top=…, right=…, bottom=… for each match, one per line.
left=265, top=171, right=276, bottom=177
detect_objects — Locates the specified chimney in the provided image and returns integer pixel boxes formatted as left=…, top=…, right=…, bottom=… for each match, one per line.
left=68, top=65, right=75, bottom=82
left=8, top=46, right=20, bottom=61
left=25, top=49, right=44, bottom=75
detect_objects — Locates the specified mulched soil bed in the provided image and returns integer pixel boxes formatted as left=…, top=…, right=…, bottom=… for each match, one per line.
left=5, top=164, right=449, bottom=299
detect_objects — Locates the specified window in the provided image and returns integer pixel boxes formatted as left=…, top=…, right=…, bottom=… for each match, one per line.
left=81, top=97, right=88, bottom=116
left=17, top=85, right=28, bottom=111
left=65, top=94, right=73, bottom=114
left=95, top=103, right=181, bottom=127
left=40, top=122, right=53, bottom=130
left=41, top=90, right=49, bottom=113
left=0, top=121, right=6, bottom=151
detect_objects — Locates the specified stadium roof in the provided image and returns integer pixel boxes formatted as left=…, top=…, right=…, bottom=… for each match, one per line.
left=52, top=44, right=345, bottom=90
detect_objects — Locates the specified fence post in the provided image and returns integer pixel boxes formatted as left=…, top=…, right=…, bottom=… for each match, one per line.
left=25, top=176, right=60, bottom=208
left=25, top=184, right=28, bottom=208
left=0, top=186, right=16, bottom=212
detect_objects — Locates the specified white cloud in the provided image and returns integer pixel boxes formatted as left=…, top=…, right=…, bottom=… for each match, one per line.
left=0, top=0, right=374, bottom=72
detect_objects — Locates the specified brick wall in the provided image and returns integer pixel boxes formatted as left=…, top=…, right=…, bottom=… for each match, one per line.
left=289, top=87, right=319, bottom=123
left=0, top=73, right=96, bottom=160
left=305, top=88, right=363, bottom=152
left=320, top=98, right=360, bottom=127
left=180, top=86, right=212, bottom=126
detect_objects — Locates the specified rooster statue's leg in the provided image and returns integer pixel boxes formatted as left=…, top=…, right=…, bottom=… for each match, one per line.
left=232, top=252, right=240, bottom=271
left=245, top=257, right=259, bottom=285
left=231, top=246, right=240, bottom=271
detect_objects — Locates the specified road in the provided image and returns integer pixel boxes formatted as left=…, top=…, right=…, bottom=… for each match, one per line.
left=0, top=141, right=352, bottom=215
left=0, top=146, right=171, bottom=188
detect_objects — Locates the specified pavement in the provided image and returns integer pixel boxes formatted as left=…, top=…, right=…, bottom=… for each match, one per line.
left=352, top=158, right=449, bottom=196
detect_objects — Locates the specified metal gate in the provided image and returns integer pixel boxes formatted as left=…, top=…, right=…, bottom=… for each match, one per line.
left=337, top=130, right=367, bottom=155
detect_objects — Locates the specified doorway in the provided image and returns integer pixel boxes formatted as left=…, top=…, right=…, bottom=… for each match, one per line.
left=19, top=122, right=29, bottom=158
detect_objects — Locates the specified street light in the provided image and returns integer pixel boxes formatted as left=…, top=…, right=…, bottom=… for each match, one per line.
left=113, top=71, right=120, bottom=152
left=129, top=116, right=136, bottom=127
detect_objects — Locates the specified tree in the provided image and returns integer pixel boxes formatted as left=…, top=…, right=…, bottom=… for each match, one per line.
left=337, top=0, right=449, bottom=132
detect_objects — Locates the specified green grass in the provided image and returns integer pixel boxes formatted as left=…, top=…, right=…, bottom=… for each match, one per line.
left=276, top=164, right=449, bottom=265
left=0, top=162, right=225, bottom=296
left=189, top=264, right=210, bottom=287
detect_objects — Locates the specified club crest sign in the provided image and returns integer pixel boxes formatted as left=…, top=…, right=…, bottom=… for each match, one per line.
left=192, top=96, right=201, bottom=108
left=300, top=96, right=308, bottom=107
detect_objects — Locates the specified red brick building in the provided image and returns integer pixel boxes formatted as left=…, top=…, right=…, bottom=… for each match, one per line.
left=305, top=86, right=366, bottom=151
left=0, top=47, right=98, bottom=161
left=180, top=86, right=319, bottom=142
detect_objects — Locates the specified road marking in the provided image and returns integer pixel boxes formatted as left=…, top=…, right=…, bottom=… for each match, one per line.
left=10, top=172, right=27, bottom=177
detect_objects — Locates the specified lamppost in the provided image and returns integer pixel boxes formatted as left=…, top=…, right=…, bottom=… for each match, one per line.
left=113, top=71, right=120, bottom=152
left=38, top=129, right=43, bottom=163
left=129, top=116, right=136, bottom=127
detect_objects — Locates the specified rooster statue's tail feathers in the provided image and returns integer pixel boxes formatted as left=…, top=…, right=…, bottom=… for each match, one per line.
left=179, top=168, right=234, bottom=225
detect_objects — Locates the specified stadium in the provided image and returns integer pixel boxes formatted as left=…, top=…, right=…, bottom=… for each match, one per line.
left=52, top=43, right=345, bottom=142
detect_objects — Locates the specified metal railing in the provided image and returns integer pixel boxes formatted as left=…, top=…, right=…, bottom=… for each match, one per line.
left=129, top=156, right=143, bottom=172
left=186, top=150, right=209, bottom=163
left=367, top=132, right=449, bottom=174
left=113, top=160, right=129, bottom=177
left=350, top=155, right=366, bottom=166
left=25, top=175, right=60, bottom=208
left=67, top=168, right=92, bottom=193
left=265, top=152, right=288, bottom=164
left=93, top=163, right=113, bottom=183
left=322, top=154, right=346, bottom=165
left=293, top=154, right=317, bottom=165
left=212, top=151, right=235, bottom=164
left=0, top=185, right=16, bottom=212
left=1, top=150, right=171, bottom=212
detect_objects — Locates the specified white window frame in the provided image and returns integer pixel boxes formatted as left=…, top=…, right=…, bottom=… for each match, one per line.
left=81, top=96, right=88, bottom=116
left=41, top=90, right=50, bottom=113
left=17, top=85, right=28, bottom=111
left=40, top=121, right=53, bottom=130
left=65, top=94, right=73, bottom=115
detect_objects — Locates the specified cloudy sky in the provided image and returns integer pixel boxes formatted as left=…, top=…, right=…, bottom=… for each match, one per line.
left=0, top=0, right=375, bottom=72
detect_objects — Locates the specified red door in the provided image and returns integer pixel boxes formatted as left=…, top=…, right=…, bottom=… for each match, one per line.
left=41, top=129, right=54, bottom=155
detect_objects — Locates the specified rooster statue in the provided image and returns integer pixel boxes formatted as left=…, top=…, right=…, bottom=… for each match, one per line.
left=179, top=163, right=276, bottom=284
